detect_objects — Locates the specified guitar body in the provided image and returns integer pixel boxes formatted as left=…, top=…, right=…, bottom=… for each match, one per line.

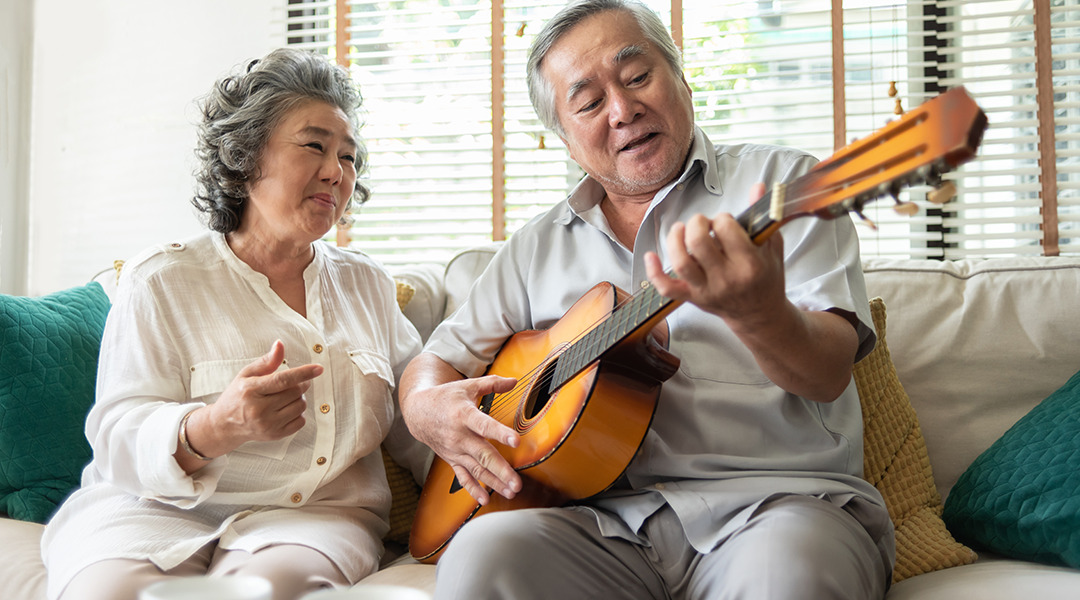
left=409, top=282, right=680, bottom=563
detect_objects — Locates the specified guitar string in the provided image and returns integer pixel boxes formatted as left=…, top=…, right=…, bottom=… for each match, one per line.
left=481, top=171, right=902, bottom=423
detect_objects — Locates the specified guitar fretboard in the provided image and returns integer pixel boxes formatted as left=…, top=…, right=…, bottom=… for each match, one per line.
left=551, top=284, right=673, bottom=389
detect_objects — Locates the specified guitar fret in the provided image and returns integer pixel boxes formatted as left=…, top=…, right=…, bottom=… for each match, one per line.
left=616, top=297, right=632, bottom=340
left=603, top=311, right=619, bottom=353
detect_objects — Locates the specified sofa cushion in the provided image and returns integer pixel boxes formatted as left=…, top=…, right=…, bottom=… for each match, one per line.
left=883, top=555, right=1080, bottom=600
left=441, top=243, right=501, bottom=319
left=0, top=282, right=110, bottom=522
left=391, top=263, right=448, bottom=344
left=854, top=298, right=976, bottom=582
left=0, top=518, right=47, bottom=600
left=942, top=368, right=1080, bottom=568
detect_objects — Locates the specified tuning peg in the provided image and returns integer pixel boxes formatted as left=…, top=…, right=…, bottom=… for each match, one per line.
left=893, top=201, right=919, bottom=216
left=927, top=181, right=957, bottom=205
left=853, top=209, right=878, bottom=231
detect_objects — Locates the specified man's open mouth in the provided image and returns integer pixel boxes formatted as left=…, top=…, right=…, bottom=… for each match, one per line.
left=620, top=132, right=658, bottom=152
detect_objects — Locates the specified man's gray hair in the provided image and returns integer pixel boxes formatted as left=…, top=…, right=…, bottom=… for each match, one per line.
left=526, top=0, right=684, bottom=137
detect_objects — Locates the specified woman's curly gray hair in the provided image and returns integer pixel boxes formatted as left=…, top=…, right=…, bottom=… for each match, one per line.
left=192, top=48, right=370, bottom=233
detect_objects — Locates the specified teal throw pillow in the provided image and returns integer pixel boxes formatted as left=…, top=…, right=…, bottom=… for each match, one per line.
left=943, top=368, right=1080, bottom=568
left=0, top=282, right=110, bottom=522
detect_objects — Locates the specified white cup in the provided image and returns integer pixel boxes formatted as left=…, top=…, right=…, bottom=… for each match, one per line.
left=299, top=585, right=432, bottom=600
left=139, top=575, right=273, bottom=600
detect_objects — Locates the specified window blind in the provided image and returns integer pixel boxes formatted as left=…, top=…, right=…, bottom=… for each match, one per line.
left=287, top=0, right=1074, bottom=263
left=932, top=0, right=1078, bottom=257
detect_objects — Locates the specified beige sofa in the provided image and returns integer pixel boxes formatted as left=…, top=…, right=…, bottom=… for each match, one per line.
left=4, top=246, right=1080, bottom=599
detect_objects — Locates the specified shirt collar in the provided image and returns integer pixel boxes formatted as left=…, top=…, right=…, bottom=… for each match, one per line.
left=554, top=126, right=721, bottom=227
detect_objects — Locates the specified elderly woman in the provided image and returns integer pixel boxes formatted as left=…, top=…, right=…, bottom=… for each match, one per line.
left=40, top=48, right=427, bottom=600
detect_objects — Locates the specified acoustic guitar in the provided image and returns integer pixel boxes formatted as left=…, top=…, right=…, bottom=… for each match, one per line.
left=409, top=86, right=988, bottom=564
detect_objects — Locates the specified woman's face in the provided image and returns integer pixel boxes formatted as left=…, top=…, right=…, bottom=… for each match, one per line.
left=243, top=100, right=358, bottom=246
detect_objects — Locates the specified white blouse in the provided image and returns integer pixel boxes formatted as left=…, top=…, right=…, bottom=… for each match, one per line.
left=41, top=232, right=425, bottom=598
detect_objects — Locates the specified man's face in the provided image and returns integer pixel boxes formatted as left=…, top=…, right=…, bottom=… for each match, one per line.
left=543, top=10, right=695, bottom=201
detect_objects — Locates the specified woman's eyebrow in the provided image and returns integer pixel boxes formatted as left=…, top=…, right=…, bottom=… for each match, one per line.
left=299, top=125, right=357, bottom=150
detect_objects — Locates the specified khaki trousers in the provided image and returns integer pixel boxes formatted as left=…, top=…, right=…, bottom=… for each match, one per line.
left=58, top=543, right=349, bottom=600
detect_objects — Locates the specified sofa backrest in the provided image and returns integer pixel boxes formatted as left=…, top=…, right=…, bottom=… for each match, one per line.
left=437, top=246, right=1080, bottom=501
left=97, top=246, right=1080, bottom=504
left=863, top=256, right=1080, bottom=501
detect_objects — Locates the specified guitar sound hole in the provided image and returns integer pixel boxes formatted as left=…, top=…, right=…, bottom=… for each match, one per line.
left=524, top=360, right=558, bottom=420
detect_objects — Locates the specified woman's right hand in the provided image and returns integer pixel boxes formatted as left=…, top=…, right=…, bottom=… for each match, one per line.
left=177, top=340, right=322, bottom=469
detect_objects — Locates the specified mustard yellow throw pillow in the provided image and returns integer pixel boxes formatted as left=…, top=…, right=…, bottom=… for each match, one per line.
left=381, top=280, right=423, bottom=547
left=854, top=298, right=977, bottom=583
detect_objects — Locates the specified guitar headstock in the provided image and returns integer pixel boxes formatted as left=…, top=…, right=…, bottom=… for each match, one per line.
left=741, top=86, right=988, bottom=243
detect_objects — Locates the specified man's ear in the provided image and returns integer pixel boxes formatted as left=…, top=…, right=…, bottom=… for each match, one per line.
left=681, top=75, right=692, bottom=96
left=559, top=135, right=575, bottom=162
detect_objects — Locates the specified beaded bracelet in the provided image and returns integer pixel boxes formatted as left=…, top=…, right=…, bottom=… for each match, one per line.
left=179, top=410, right=213, bottom=461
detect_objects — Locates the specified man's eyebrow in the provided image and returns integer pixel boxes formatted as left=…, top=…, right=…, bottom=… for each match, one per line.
left=299, top=125, right=357, bottom=150
left=565, top=44, right=648, bottom=104
left=613, top=44, right=646, bottom=64
left=567, top=77, right=595, bottom=103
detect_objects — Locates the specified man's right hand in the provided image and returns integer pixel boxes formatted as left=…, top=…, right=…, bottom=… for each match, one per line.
left=399, top=352, right=522, bottom=505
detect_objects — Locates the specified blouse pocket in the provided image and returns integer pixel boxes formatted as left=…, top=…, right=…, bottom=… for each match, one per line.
left=188, top=357, right=295, bottom=460
left=348, top=349, right=396, bottom=445
left=348, top=349, right=395, bottom=390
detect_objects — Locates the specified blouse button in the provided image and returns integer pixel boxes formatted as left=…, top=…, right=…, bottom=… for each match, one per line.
left=291, top=492, right=302, bottom=503
left=655, top=482, right=666, bottom=490
left=320, top=403, right=331, bottom=414
left=316, top=457, right=327, bottom=465
left=313, top=343, right=324, bottom=353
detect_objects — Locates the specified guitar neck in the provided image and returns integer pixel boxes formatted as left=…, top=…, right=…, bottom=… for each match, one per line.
left=737, top=187, right=785, bottom=243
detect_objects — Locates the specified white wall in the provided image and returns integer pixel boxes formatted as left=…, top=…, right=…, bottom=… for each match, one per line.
left=21, top=0, right=285, bottom=295
left=0, top=0, right=33, bottom=295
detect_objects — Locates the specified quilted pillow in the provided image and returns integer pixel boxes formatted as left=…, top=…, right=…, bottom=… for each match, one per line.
left=0, top=282, right=110, bottom=522
left=943, top=368, right=1080, bottom=567
left=853, top=297, right=977, bottom=582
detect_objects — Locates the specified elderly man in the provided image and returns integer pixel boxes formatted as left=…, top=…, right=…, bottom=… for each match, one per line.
left=399, top=0, right=896, bottom=597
